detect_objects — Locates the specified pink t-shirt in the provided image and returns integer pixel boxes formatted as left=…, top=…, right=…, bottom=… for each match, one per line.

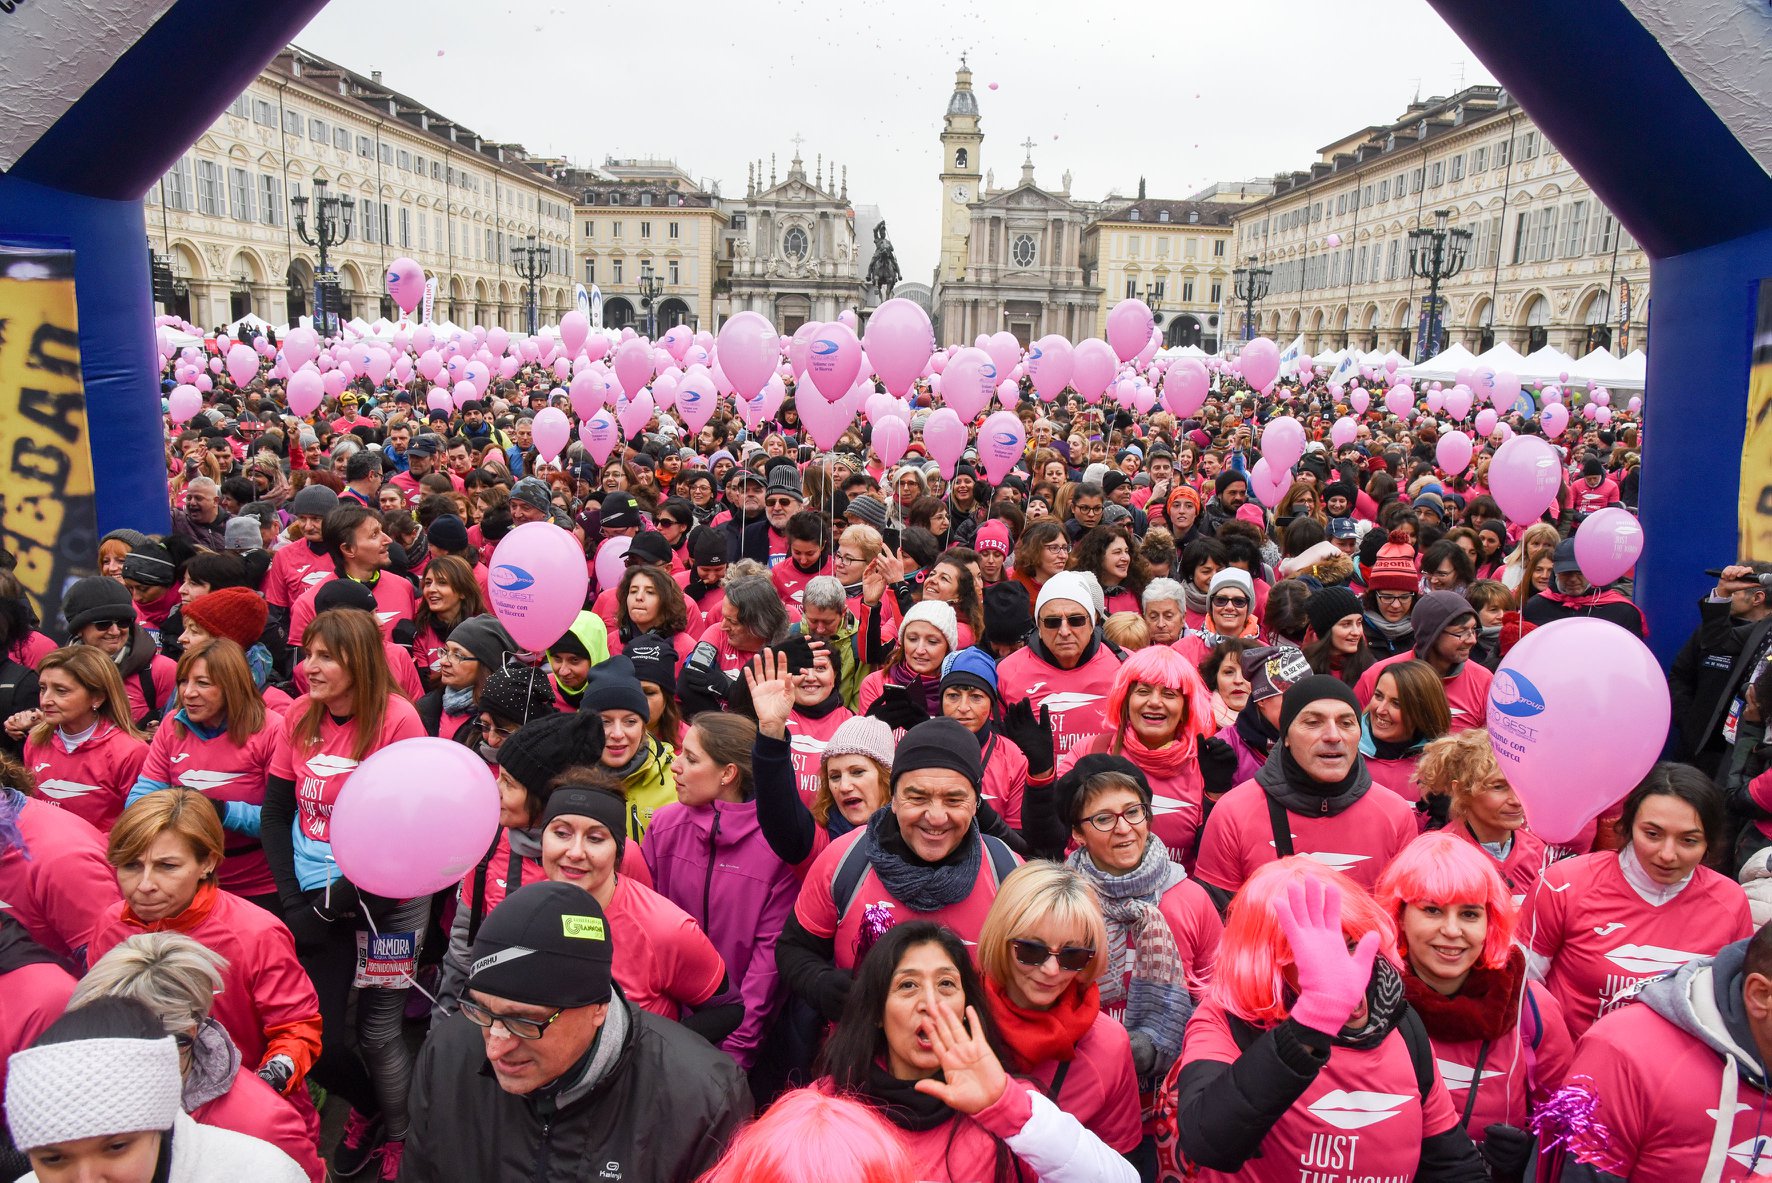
left=1100, top=877, right=1221, bottom=1024
left=978, top=731, right=1028, bottom=829
left=793, top=828, right=1013, bottom=971
left=23, top=723, right=150, bottom=833
left=1567, top=996, right=1771, bottom=1180
left=770, top=558, right=832, bottom=610
left=269, top=695, right=426, bottom=846
left=287, top=573, right=419, bottom=644
left=140, top=719, right=280, bottom=897
left=1060, top=734, right=1204, bottom=865
left=0, top=796, right=120, bottom=960
left=264, top=541, right=331, bottom=609
left=1364, top=752, right=1423, bottom=802
left=1429, top=980, right=1573, bottom=1142
left=605, top=874, right=727, bottom=1020
left=1192, top=776, right=1417, bottom=896
left=1355, top=653, right=1493, bottom=731
left=1019, top=1010, right=1143, bottom=1153
left=997, top=644, right=1124, bottom=761
left=694, top=622, right=761, bottom=678
left=785, top=708, right=854, bottom=809
left=121, top=655, right=178, bottom=726
left=1522, top=850, right=1752, bottom=1038
left=8, top=631, right=57, bottom=670
left=1182, top=997, right=1462, bottom=1183
left=1448, top=822, right=1550, bottom=908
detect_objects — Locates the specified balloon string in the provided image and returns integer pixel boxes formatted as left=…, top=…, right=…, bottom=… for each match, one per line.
left=359, top=897, right=448, bottom=1013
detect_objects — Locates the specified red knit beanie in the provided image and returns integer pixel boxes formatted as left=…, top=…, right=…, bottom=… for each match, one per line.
left=185, top=587, right=267, bottom=650
left=1364, top=529, right=1421, bottom=593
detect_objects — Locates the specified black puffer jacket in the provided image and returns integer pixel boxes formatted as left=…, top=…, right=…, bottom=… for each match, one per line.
left=402, top=992, right=751, bottom=1183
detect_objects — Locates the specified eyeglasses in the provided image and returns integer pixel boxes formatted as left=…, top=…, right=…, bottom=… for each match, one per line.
left=441, top=647, right=479, bottom=664
left=1081, top=802, right=1149, bottom=832
left=1009, top=938, right=1097, bottom=973
left=1442, top=626, right=1479, bottom=642
left=458, top=998, right=564, bottom=1041
left=656, top=518, right=683, bottom=529
left=1043, top=542, right=1071, bottom=555
left=1375, top=592, right=1414, bottom=607
left=1210, top=594, right=1249, bottom=609
left=836, top=552, right=868, bottom=565
left=1040, top=613, right=1090, bottom=632
left=765, top=497, right=800, bottom=509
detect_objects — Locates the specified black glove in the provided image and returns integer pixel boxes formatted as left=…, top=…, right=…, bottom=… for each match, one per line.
left=1000, top=699, right=1054, bottom=778
left=1479, top=1122, right=1534, bottom=1182
left=683, top=656, right=733, bottom=703
left=1197, top=736, right=1238, bottom=796
left=1127, top=1030, right=1158, bottom=1079
left=1417, top=790, right=1452, bottom=830
left=255, top=1054, right=295, bottom=1095
left=866, top=687, right=929, bottom=731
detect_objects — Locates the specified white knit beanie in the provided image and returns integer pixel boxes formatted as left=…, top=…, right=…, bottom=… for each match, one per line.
left=1208, top=567, right=1256, bottom=602
left=1035, top=571, right=1100, bottom=624
left=822, top=716, right=896, bottom=771
left=6, top=1036, right=182, bottom=1150
left=900, top=599, right=959, bottom=653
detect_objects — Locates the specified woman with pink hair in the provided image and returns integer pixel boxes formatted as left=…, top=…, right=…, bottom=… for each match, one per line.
left=696, top=1088, right=914, bottom=1183
left=1172, top=857, right=1486, bottom=1181
left=1052, top=646, right=1227, bottom=867
left=1376, top=833, right=1574, bottom=1175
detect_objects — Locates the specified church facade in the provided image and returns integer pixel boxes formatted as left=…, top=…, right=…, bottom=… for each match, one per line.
left=720, top=144, right=867, bottom=334
left=931, top=63, right=1103, bottom=348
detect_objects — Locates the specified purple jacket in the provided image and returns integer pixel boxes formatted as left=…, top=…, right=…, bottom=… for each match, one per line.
left=640, top=797, right=798, bottom=1070
left=1219, top=722, right=1270, bottom=789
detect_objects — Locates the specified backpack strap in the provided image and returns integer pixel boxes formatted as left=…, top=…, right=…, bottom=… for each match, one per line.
left=463, top=831, right=505, bottom=947
left=1265, top=794, right=1295, bottom=858
left=137, top=666, right=165, bottom=726
left=830, top=834, right=876, bottom=922
left=1397, top=1005, right=1437, bottom=1101
left=981, top=833, right=1021, bottom=886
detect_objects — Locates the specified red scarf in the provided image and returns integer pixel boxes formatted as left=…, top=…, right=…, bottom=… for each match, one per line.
left=1116, top=729, right=1200, bottom=779
left=984, top=976, right=1101, bottom=1072
left=1400, top=945, right=1525, bottom=1043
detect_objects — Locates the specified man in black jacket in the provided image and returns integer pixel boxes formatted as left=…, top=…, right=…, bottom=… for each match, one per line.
left=403, top=883, right=750, bottom=1183
left=1669, top=562, right=1772, bottom=776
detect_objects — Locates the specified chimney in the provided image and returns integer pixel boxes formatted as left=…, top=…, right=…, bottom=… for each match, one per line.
left=371, top=70, right=382, bottom=85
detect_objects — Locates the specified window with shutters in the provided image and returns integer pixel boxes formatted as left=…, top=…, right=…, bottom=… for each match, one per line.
left=400, top=207, right=412, bottom=248
left=1562, top=201, right=1588, bottom=257
left=309, top=118, right=327, bottom=142
left=1532, top=208, right=1557, bottom=261
left=196, top=160, right=225, bottom=216
left=1472, top=146, right=1488, bottom=172
left=334, top=127, right=350, bottom=151
left=282, top=108, right=301, bottom=134
left=640, top=221, right=652, bottom=239
left=398, top=150, right=411, bottom=171
left=1357, top=245, right=1369, bottom=283
left=1449, top=155, right=1464, bottom=181
left=584, top=257, right=596, bottom=284
left=1512, top=212, right=1530, bottom=264
left=253, top=99, right=276, bottom=127
left=1520, top=132, right=1538, bottom=160
left=1180, top=280, right=1193, bottom=302
left=357, top=135, right=373, bottom=158
left=1210, top=281, right=1223, bottom=303
left=228, top=168, right=254, bottom=221
left=668, top=260, right=680, bottom=285
left=163, top=157, right=194, bottom=212
left=613, top=258, right=624, bottom=284
left=1495, top=140, right=1511, bottom=168
left=669, top=221, right=680, bottom=239
left=1387, top=239, right=1401, bottom=280
left=380, top=143, right=394, bottom=165
left=227, top=94, right=250, bottom=119
left=418, top=210, right=428, bottom=251
left=259, top=175, right=283, bottom=226
left=1214, top=239, right=1225, bottom=258
left=1377, top=180, right=1390, bottom=203
left=1430, top=162, right=1444, bottom=187
left=1125, top=279, right=1137, bottom=299
left=364, top=202, right=379, bottom=244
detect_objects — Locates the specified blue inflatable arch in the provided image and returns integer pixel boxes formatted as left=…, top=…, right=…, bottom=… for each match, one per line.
left=2, top=0, right=1769, bottom=663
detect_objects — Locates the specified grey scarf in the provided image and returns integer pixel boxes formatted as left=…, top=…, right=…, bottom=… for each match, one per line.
left=1066, top=839, right=1193, bottom=1065
left=180, top=1018, right=242, bottom=1112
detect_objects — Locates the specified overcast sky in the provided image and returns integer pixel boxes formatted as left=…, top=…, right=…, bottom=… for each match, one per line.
left=294, top=0, right=1495, bottom=280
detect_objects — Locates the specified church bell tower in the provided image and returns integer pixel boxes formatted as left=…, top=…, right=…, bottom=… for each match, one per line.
left=938, top=59, right=983, bottom=286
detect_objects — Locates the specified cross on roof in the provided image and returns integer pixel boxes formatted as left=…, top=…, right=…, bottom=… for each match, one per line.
left=1021, top=136, right=1036, bottom=161
left=790, top=132, right=806, bottom=156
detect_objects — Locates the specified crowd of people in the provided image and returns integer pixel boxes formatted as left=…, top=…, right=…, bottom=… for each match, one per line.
left=4, top=320, right=1766, bottom=1183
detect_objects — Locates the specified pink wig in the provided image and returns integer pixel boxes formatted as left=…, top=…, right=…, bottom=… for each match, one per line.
left=1105, top=644, right=1216, bottom=742
left=696, top=1087, right=912, bottom=1183
left=1209, top=856, right=1400, bottom=1026
left=1374, top=831, right=1518, bottom=970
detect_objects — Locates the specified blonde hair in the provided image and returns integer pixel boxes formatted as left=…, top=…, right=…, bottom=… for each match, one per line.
left=30, top=646, right=142, bottom=747
left=72, top=932, right=228, bottom=1032
left=1102, top=611, right=1149, bottom=651
left=812, top=755, right=889, bottom=830
left=976, top=862, right=1109, bottom=988
left=1415, top=728, right=1504, bottom=820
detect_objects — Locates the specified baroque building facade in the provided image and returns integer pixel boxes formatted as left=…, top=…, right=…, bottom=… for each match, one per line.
left=562, top=159, right=725, bottom=335
left=147, top=46, right=575, bottom=331
left=1229, top=85, right=1651, bottom=358
left=718, top=144, right=866, bottom=334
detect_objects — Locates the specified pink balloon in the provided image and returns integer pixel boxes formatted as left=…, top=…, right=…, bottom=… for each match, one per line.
left=482, top=522, right=590, bottom=654
left=983, top=332, right=1022, bottom=384
left=1474, top=407, right=1499, bottom=437
left=674, top=369, right=718, bottom=434
left=559, top=311, right=590, bottom=358
left=594, top=537, right=632, bottom=592
left=1161, top=359, right=1209, bottom=418
left=1541, top=402, right=1570, bottom=439
left=871, top=416, right=911, bottom=469
left=1259, top=415, right=1305, bottom=470
left=319, top=370, right=346, bottom=399
left=941, top=347, right=998, bottom=422
left=1424, top=390, right=1445, bottom=414
left=1105, top=300, right=1155, bottom=363
left=863, top=299, right=935, bottom=397
left=617, top=390, right=656, bottom=440
left=1573, top=507, right=1643, bottom=586
left=568, top=371, right=603, bottom=419
left=282, top=327, right=319, bottom=370
left=427, top=387, right=452, bottom=413
left=225, top=342, right=259, bottom=387
left=612, top=338, right=653, bottom=397
left=716, top=311, right=779, bottom=398
left=1493, top=370, right=1522, bottom=408
left=1349, top=388, right=1371, bottom=415
left=1325, top=233, right=1343, bottom=248
left=996, top=378, right=1022, bottom=413
left=1027, top=335, right=1075, bottom=402
left=360, top=347, right=393, bottom=387
left=1488, top=434, right=1561, bottom=524
left=579, top=411, right=619, bottom=465
left=806, top=322, right=864, bottom=402
left=921, top=408, right=968, bottom=478
left=1248, top=457, right=1292, bottom=507
left=1442, top=386, right=1472, bottom=420
left=1384, top=384, right=1415, bottom=418
left=287, top=368, right=324, bottom=417
left=329, top=738, right=498, bottom=897
left=1070, top=339, right=1117, bottom=404
left=451, top=380, right=476, bottom=409
left=207, top=358, right=224, bottom=375
left=1330, top=416, right=1357, bottom=448
left=838, top=309, right=859, bottom=330
left=167, top=384, right=203, bottom=424
left=797, top=389, right=850, bottom=451
left=1487, top=618, right=1669, bottom=844
left=1241, top=338, right=1281, bottom=393
left=1627, top=396, right=1642, bottom=413
left=1436, top=430, right=1474, bottom=476
left=385, top=257, right=425, bottom=314
left=1595, top=405, right=1613, bottom=425
left=531, top=407, right=571, bottom=463
left=582, top=334, right=611, bottom=363
left=977, top=411, right=1027, bottom=484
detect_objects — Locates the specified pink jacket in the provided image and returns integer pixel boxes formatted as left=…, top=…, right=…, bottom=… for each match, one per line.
left=0, top=791, right=120, bottom=961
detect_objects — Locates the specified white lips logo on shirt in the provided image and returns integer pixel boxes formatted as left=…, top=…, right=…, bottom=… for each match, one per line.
left=1727, top=1135, right=1772, bottom=1171
left=788, top=734, right=830, bottom=757
left=301, top=571, right=330, bottom=586
left=1264, top=843, right=1371, bottom=872
left=305, top=755, right=361, bottom=778
left=1603, top=943, right=1707, bottom=976
left=1149, top=798, right=1194, bottom=815
left=1436, top=1058, right=1505, bottom=1090
left=35, top=779, right=104, bottom=801
left=177, top=770, right=241, bottom=793
left=1307, top=1090, right=1414, bottom=1130
left=1037, top=692, right=1103, bottom=715
left=376, top=611, right=400, bottom=625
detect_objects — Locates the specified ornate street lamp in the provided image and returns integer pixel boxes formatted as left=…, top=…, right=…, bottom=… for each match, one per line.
left=512, top=233, right=550, bottom=336
left=1231, top=255, right=1271, bottom=342
left=291, top=179, right=353, bottom=335
left=1407, top=208, right=1472, bottom=362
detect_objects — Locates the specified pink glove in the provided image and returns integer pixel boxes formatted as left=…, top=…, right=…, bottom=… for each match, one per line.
left=1277, top=876, right=1380, bottom=1037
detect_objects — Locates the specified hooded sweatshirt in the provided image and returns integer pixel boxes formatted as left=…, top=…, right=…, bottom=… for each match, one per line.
left=1192, top=743, right=1416, bottom=897
left=1563, top=940, right=1772, bottom=1181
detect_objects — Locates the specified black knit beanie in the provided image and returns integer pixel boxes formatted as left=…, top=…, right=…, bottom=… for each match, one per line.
left=499, top=711, right=605, bottom=793
left=889, top=718, right=983, bottom=796
left=1278, top=675, right=1362, bottom=737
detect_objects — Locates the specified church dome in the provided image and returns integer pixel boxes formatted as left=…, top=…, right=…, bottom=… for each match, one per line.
left=947, top=88, right=978, bottom=117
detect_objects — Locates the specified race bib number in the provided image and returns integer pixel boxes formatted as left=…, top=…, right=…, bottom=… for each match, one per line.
left=353, top=930, right=419, bottom=990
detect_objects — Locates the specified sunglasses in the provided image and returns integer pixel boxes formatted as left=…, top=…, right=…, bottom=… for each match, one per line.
left=765, top=497, right=800, bottom=509
left=1210, top=594, right=1249, bottom=608
left=1010, top=938, right=1096, bottom=972
left=1040, top=613, right=1090, bottom=631
left=90, top=620, right=130, bottom=634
